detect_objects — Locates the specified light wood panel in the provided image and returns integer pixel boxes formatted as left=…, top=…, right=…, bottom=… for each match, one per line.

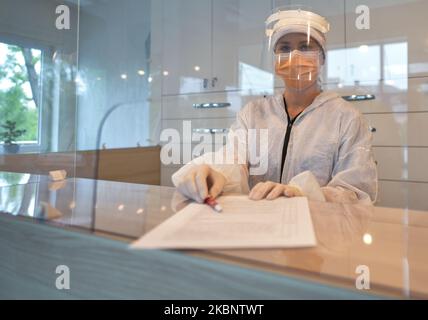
left=0, top=146, right=161, bottom=185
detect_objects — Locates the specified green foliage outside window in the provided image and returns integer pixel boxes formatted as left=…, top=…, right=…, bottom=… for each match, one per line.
left=0, top=43, right=40, bottom=143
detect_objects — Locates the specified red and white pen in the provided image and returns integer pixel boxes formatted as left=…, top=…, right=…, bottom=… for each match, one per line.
left=204, top=196, right=223, bottom=213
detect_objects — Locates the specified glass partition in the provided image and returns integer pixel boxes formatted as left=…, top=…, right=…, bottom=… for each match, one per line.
left=1, top=0, right=427, bottom=213
left=0, top=0, right=79, bottom=186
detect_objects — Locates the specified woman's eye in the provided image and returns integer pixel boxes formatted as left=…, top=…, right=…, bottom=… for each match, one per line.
left=300, top=45, right=310, bottom=51
left=275, top=44, right=290, bottom=53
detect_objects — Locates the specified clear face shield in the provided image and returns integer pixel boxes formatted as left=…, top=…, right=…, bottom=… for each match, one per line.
left=266, top=8, right=329, bottom=92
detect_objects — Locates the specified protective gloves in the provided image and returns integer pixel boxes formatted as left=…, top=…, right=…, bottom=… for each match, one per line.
left=174, top=164, right=227, bottom=203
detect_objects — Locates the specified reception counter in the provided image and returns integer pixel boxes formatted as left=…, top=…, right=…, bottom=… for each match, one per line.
left=0, top=172, right=427, bottom=299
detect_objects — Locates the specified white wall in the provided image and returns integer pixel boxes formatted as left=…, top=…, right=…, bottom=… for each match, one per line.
left=0, top=0, right=79, bottom=153
left=76, top=0, right=159, bottom=151
left=0, top=0, right=77, bottom=51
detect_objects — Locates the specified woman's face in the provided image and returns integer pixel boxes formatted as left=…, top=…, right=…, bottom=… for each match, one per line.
left=274, top=32, right=322, bottom=54
left=274, top=33, right=324, bottom=91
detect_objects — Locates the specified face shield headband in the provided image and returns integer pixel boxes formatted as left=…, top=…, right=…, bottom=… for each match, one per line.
left=265, top=9, right=330, bottom=54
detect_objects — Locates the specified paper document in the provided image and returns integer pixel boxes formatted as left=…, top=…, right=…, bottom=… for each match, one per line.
left=131, top=195, right=316, bottom=249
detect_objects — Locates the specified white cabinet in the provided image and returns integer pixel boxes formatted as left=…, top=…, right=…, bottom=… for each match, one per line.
left=377, top=181, right=428, bottom=211
left=162, top=0, right=272, bottom=95
left=325, top=77, right=428, bottom=113
left=373, top=147, right=428, bottom=182
left=344, top=0, right=428, bottom=82
left=162, top=0, right=349, bottom=94
left=162, top=0, right=212, bottom=95
left=212, top=0, right=273, bottom=93
left=341, top=0, right=428, bottom=210
left=365, top=113, right=428, bottom=147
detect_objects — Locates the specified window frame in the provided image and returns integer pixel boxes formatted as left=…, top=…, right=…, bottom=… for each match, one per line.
left=0, top=33, right=52, bottom=154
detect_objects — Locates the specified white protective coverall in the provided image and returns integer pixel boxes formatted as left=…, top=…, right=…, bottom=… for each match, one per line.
left=172, top=91, right=378, bottom=205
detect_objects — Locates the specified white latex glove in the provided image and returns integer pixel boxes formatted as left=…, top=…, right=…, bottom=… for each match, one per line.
left=248, top=181, right=303, bottom=201
left=175, top=164, right=227, bottom=203
left=288, top=170, right=326, bottom=202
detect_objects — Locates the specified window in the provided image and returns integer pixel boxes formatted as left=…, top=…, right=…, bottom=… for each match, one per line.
left=327, top=45, right=381, bottom=85
left=0, top=40, right=43, bottom=150
left=326, top=42, right=408, bottom=89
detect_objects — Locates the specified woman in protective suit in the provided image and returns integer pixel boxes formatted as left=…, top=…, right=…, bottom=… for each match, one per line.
left=171, top=9, right=378, bottom=205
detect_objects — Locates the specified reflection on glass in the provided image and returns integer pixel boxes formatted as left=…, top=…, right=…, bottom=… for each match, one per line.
left=239, top=62, right=274, bottom=95
left=327, top=42, right=408, bottom=88
left=327, top=45, right=381, bottom=84
left=94, top=102, right=154, bottom=150
left=76, top=0, right=155, bottom=152
left=0, top=0, right=79, bottom=156
left=384, top=42, right=408, bottom=83
left=0, top=183, right=38, bottom=216
left=0, top=172, right=31, bottom=187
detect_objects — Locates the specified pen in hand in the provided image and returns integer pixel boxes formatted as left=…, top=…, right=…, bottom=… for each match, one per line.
left=204, top=196, right=223, bottom=213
